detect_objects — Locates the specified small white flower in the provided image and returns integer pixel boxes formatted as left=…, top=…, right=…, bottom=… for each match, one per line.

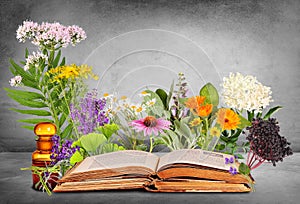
left=134, top=105, right=146, bottom=115
left=146, top=98, right=156, bottom=107
left=103, top=93, right=113, bottom=99
left=9, top=75, right=22, bottom=87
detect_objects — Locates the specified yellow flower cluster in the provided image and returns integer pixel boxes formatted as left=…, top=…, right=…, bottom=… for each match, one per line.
left=47, top=64, right=98, bottom=83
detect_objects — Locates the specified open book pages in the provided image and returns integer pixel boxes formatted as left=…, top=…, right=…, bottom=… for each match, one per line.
left=158, top=149, right=237, bottom=171
left=72, top=150, right=160, bottom=174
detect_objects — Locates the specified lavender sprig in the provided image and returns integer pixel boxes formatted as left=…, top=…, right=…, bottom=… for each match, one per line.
left=50, top=135, right=79, bottom=165
left=70, top=90, right=109, bottom=136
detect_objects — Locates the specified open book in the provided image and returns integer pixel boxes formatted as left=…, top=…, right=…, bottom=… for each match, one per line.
left=53, top=149, right=254, bottom=193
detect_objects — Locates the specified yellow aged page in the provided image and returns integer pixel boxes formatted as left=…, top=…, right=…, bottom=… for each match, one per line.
left=157, top=149, right=237, bottom=171
left=72, top=150, right=159, bottom=173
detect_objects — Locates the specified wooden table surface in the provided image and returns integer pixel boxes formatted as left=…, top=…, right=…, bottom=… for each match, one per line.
left=0, top=152, right=299, bottom=204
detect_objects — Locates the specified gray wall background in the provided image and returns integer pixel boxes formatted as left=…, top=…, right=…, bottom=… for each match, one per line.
left=0, top=0, right=299, bottom=152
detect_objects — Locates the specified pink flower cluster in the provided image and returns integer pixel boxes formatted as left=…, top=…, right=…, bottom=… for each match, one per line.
left=16, top=20, right=87, bottom=48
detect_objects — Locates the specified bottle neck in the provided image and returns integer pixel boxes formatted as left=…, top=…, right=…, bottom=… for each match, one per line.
left=36, top=135, right=53, bottom=151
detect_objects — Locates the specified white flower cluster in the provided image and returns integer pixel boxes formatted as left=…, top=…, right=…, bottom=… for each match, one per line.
left=9, top=75, right=22, bottom=87
left=24, top=51, right=48, bottom=71
left=221, top=72, right=273, bottom=113
left=16, top=20, right=87, bottom=48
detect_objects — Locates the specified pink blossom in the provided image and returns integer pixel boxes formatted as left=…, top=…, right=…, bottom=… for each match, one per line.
left=16, top=20, right=86, bottom=48
left=130, top=116, right=171, bottom=136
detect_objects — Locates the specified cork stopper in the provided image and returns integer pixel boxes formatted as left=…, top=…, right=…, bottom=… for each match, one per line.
left=34, top=122, right=57, bottom=136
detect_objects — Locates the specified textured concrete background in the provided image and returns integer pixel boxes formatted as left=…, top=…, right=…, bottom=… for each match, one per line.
left=0, top=0, right=299, bottom=152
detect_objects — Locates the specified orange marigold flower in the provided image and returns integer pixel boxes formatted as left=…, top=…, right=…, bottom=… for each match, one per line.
left=216, top=108, right=240, bottom=130
left=185, top=96, right=206, bottom=109
left=196, top=104, right=213, bottom=117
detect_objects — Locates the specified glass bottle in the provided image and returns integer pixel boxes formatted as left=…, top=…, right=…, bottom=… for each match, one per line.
left=32, top=122, right=57, bottom=190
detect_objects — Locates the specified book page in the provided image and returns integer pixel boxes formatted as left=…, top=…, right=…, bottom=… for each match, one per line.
left=72, top=150, right=159, bottom=173
left=157, top=149, right=236, bottom=171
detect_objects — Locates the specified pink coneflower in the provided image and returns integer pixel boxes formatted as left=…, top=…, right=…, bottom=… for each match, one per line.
left=130, top=116, right=171, bottom=136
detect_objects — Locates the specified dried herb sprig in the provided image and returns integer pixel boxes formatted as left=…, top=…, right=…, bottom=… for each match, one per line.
left=171, top=72, right=188, bottom=120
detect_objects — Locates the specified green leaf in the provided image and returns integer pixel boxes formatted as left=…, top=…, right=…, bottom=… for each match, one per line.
left=25, top=48, right=29, bottom=58
left=215, top=143, right=225, bottom=151
left=48, top=50, right=55, bottom=67
left=60, top=124, right=73, bottom=139
left=166, top=80, right=174, bottom=108
left=230, top=129, right=243, bottom=139
left=256, top=112, right=262, bottom=118
left=97, top=123, right=119, bottom=139
left=102, top=143, right=124, bottom=154
left=235, top=154, right=245, bottom=159
left=9, top=108, right=51, bottom=116
left=80, top=133, right=107, bottom=154
left=9, top=58, right=34, bottom=81
left=17, top=118, right=53, bottom=124
left=263, top=106, right=282, bottom=120
left=52, top=50, right=61, bottom=68
left=145, top=90, right=165, bottom=107
left=70, top=150, right=84, bottom=165
left=199, top=83, right=219, bottom=106
left=144, top=90, right=166, bottom=117
left=22, top=78, right=40, bottom=90
left=247, top=110, right=254, bottom=122
left=238, top=162, right=251, bottom=175
left=155, top=89, right=168, bottom=109
left=7, top=93, right=47, bottom=108
left=21, top=125, right=35, bottom=131
left=4, top=88, right=44, bottom=100
left=60, top=57, right=66, bottom=66
left=59, top=113, right=67, bottom=127
left=178, top=120, right=192, bottom=137
left=237, top=114, right=251, bottom=129
left=72, top=140, right=82, bottom=148
left=220, top=135, right=229, bottom=143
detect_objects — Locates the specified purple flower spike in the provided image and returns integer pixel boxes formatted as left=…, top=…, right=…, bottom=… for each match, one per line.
left=70, top=90, right=109, bottom=135
left=50, top=135, right=79, bottom=165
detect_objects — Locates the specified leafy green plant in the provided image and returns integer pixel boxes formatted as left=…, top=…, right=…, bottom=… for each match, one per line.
left=70, top=131, right=124, bottom=165
left=4, top=21, right=94, bottom=138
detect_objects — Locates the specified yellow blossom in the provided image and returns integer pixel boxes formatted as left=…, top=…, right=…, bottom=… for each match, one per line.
left=189, top=118, right=202, bottom=127
left=210, top=127, right=221, bottom=137
left=47, top=64, right=98, bottom=83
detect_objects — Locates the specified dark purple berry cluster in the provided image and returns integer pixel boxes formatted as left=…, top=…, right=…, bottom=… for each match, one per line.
left=246, top=118, right=293, bottom=166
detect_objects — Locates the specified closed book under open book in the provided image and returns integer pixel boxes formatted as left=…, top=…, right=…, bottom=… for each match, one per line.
left=53, top=149, right=254, bottom=193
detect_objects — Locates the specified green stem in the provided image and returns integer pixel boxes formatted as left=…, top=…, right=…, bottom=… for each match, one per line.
left=203, top=117, right=209, bottom=150
left=43, top=49, right=60, bottom=134
left=59, top=82, right=79, bottom=139
left=44, top=85, right=60, bottom=134
left=149, top=135, right=153, bottom=153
